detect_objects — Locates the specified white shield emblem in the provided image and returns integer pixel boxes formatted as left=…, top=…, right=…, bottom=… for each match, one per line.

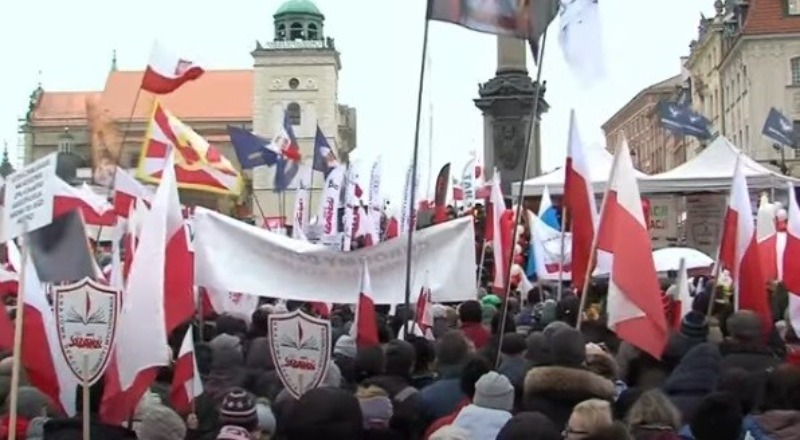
left=54, top=277, right=121, bottom=385
left=268, top=309, right=331, bottom=399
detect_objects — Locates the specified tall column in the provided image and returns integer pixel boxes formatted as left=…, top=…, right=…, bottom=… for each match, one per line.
left=475, top=36, right=548, bottom=199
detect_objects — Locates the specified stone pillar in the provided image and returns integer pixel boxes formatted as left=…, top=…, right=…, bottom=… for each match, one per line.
left=475, top=36, right=548, bottom=199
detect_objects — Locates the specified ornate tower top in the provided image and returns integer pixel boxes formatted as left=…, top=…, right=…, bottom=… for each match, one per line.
left=273, top=0, right=324, bottom=42
left=0, top=142, right=15, bottom=178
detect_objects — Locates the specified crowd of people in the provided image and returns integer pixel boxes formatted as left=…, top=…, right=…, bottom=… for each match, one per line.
left=2, top=275, right=799, bottom=439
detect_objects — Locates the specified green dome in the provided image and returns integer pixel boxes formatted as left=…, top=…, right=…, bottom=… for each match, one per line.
left=274, top=0, right=323, bottom=18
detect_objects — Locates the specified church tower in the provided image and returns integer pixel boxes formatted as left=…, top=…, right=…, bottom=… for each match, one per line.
left=251, top=0, right=356, bottom=222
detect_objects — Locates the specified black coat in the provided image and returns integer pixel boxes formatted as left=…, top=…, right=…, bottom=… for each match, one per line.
left=43, top=417, right=136, bottom=440
left=662, top=342, right=721, bottom=424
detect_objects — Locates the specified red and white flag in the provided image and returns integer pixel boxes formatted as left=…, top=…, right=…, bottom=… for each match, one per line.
left=53, top=178, right=116, bottom=226
left=719, top=158, right=770, bottom=329
left=563, top=110, right=598, bottom=293
left=414, top=283, right=435, bottom=340
left=597, top=138, right=667, bottom=359
left=141, top=41, right=204, bottom=95
left=317, top=165, right=346, bottom=246
left=114, top=168, right=153, bottom=217
left=783, top=183, right=800, bottom=334
left=351, top=260, right=379, bottom=348
left=101, top=152, right=191, bottom=423
left=489, top=172, right=507, bottom=294
left=169, top=327, right=203, bottom=414
left=756, top=193, right=778, bottom=281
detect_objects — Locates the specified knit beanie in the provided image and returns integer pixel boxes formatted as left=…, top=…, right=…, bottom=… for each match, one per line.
left=135, top=405, right=187, bottom=440
left=358, top=395, right=393, bottom=429
left=549, top=327, right=586, bottom=368
left=726, top=310, right=763, bottom=342
left=219, top=387, right=258, bottom=431
left=680, top=310, right=709, bottom=341
left=216, top=425, right=252, bottom=440
left=473, top=371, right=514, bottom=411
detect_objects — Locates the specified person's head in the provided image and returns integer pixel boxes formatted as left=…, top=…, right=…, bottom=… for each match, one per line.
left=219, top=387, right=259, bottom=434
left=491, top=311, right=516, bottom=335
left=582, top=421, right=633, bottom=440
left=435, top=330, right=470, bottom=370
left=524, top=332, right=552, bottom=366
left=459, top=356, right=492, bottom=399
left=355, top=385, right=393, bottom=430
left=500, top=333, right=527, bottom=359
left=472, top=371, right=514, bottom=412
left=383, top=339, right=415, bottom=377
left=725, top=310, right=764, bottom=344
left=689, top=392, right=742, bottom=440
left=135, top=404, right=187, bottom=440
left=716, top=367, right=762, bottom=414
left=282, top=387, right=363, bottom=440
left=549, top=327, right=586, bottom=368
left=625, top=389, right=681, bottom=434
left=496, top=411, right=560, bottom=440
left=458, top=300, right=483, bottom=324
left=564, top=399, right=613, bottom=439
left=406, top=334, right=435, bottom=374
left=355, top=345, right=385, bottom=383
left=584, top=351, right=619, bottom=382
left=759, top=363, right=800, bottom=411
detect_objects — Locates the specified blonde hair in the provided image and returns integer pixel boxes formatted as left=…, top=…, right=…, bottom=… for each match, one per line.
left=355, top=385, right=389, bottom=400
left=571, top=399, right=613, bottom=433
left=626, top=389, right=681, bottom=430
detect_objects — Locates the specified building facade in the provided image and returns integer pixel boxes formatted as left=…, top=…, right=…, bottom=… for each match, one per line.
left=18, top=0, right=356, bottom=219
left=601, top=75, right=686, bottom=174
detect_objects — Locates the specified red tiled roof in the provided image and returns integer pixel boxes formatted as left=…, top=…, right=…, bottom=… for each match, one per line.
left=98, top=70, right=253, bottom=122
left=31, top=91, right=100, bottom=126
left=743, top=0, right=800, bottom=35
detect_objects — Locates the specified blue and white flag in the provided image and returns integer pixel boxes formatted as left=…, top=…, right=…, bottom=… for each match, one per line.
left=657, top=100, right=712, bottom=140
left=762, top=107, right=796, bottom=147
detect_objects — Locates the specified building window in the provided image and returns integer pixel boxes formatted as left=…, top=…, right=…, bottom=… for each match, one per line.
left=287, top=102, right=301, bottom=125
left=789, top=0, right=800, bottom=15
left=289, top=23, right=304, bottom=40
left=58, top=129, right=74, bottom=154
left=791, top=57, right=800, bottom=85
left=307, top=23, right=319, bottom=40
left=289, top=77, right=299, bottom=89
left=276, top=24, right=286, bottom=40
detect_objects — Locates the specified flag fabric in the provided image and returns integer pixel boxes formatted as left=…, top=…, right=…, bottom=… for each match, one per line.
left=415, top=284, right=434, bottom=340
left=675, top=258, right=693, bottom=328
left=351, top=260, right=379, bottom=348
left=762, top=107, right=796, bottom=147
left=101, top=153, right=187, bottom=423
left=0, top=293, right=11, bottom=351
left=342, top=165, right=360, bottom=251
left=489, top=173, right=507, bottom=293
left=274, top=156, right=299, bottom=193
left=433, top=163, right=451, bottom=223
left=317, top=165, right=346, bottom=247
left=313, top=126, right=338, bottom=177
left=138, top=101, right=242, bottom=195
left=526, top=185, right=561, bottom=280
left=756, top=193, right=779, bottom=281
left=292, top=169, right=311, bottom=239
left=427, top=0, right=558, bottom=60
left=563, top=110, right=598, bottom=293
left=169, top=327, right=203, bottom=414
left=227, top=126, right=278, bottom=169
left=558, top=0, right=605, bottom=86
left=452, top=178, right=464, bottom=201
left=597, top=138, right=668, bottom=359
left=53, top=178, right=116, bottom=226
left=141, top=41, right=204, bottom=95
left=368, top=158, right=382, bottom=211
left=657, top=100, right=712, bottom=140
left=538, top=185, right=560, bottom=230
left=271, top=111, right=302, bottom=163
left=719, top=158, right=771, bottom=331
left=400, top=165, right=416, bottom=236
left=528, top=209, right=572, bottom=281
left=784, top=182, right=800, bottom=335
left=113, top=168, right=154, bottom=217
left=27, top=210, right=96, bottom=284
left=203, top=288, right=260, bottom=325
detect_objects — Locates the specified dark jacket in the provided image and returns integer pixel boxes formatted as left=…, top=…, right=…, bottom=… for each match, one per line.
left=419, top=369, right=465, bottom=424
left=522, top=365, right=616, bottom=428
left=719, top=339, right=781, bottom=374
left=369, top=374, right=425, bottom=440
left=663, top=343, right=721, bottom=424
left=43, top=417, right=136, bottom=440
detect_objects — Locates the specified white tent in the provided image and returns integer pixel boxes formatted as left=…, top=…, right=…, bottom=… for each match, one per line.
left=640, top=136, right=800, bottom=193
left=512, top=144, right=647, bottom=196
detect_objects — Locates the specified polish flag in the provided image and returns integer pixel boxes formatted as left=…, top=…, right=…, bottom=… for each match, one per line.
left=123, top=198, right=149, bottom=283
left=452, top=180, right=464, bottom=201
left=563, top=110, right=598, bottom=293
left=489, top=173, right=507, bottom=294
left=351, top=260, right=379, bottom=348
left=270, top=111, right=302, bottom=162
left=415, top=285, right=434, bottom=340
left=15, top=241, right=79, bottom=414
left=113, top=168, right=153, bottom=217
left=0, top=262, right=18, bottom=298
left=385, top=216, right=399, bottom=240
left=101, top=152, right=188, bottom=423
left=674, top=258, right=694, bottom=329
left=756, top=193, right=778, bottom=281
left=597, top=138, right=667, bottom=359
left=783, top=183, right=800, bottom=334
left=53, top=178, right=116, bottom=226
left=718, top=159, right=770, bottom=330
left=141, top=41, right=204, bottom=95
left=169, top=327, right=203, bottom=414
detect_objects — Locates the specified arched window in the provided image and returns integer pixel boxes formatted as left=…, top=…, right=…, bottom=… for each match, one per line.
left=307, top=23, right=319, bottom=40
left=276, top=24, right=286, bottom=40
left=287, top=102, right=301, bottom=125
left=791, top=57, right=800, bottom=85
left=289, top=23, right=304, bottom=40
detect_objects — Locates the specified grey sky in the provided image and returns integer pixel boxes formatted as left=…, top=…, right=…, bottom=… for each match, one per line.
left=0, top=0, right=714, bottom=202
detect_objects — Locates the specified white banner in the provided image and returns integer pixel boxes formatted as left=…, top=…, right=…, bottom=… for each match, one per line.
left=292, top=169, right=311, bottom=240
left=317, top=165, right=345, bottom=247
left=193, top=209, right=477, bottom=304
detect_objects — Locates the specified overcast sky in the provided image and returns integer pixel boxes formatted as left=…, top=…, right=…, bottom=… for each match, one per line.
left=0, top=0, right=715, bottom=202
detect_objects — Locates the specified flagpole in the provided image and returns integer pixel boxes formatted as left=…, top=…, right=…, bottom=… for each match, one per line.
left=494, top=30, right=549, bottom=369
left=557, top=203, right=569, bottom=301
left=7, top=227, right=29, bottom=440
left=401, top=12, right=432, bottom=338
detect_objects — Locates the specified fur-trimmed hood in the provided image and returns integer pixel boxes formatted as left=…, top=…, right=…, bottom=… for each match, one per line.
left=523, top=365, right=616, bottom=402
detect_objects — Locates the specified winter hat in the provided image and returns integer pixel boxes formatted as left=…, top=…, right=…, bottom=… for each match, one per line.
left=209, top=333, right=244, bottom=367
left=473, top=371, right=514, bottom=411
left=282, top=387, right=363, bottom=440
left=216, top=425, right=252, bottom=440
left=219, top=387, right=258, bottom=431
left=255, top=402, right=276, bottom=434
left=135, top=404, right=187, bottom=440
left=496, top=411, right=561, bottom=440
left=549, top=327, right=586, bottom=368
left=14, top=386, right=50, bottom=420
left=481, top=294, right=502, bottom=309
left=542, top=320, right=570, bottom=342
left=680, top=311, right=709, bottom=341
left=334, top=334, right=357, bottom=359
left=500, top=333, right=527, bottom=356
left=726, top=310, right=763, bottom=342
left=524, top=332, right=552, bottom=366
left=355, top=386, right=394, bottom=429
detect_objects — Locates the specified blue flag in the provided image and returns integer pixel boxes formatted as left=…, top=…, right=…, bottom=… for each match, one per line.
left=657, top=100, right=712, bottom=140
left=227, top=126, right=278, bottom=169
left=762, top=107, right=795, bottom=147
left=274, top=156, right=299, bottom=193
left=313, top=126, right=338, bottom=177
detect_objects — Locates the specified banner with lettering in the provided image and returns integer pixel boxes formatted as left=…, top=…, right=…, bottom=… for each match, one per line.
left=192, top=209, right=477, bottom=304
left=317, top=164, right=345, bottom=248
left=292, top=169, right=311, bottom=240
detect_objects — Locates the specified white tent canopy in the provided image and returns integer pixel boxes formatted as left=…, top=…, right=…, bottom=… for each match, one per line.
left=512, top=144, right=647, bottom=196
left=640, top=136, right=800, bottom=193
